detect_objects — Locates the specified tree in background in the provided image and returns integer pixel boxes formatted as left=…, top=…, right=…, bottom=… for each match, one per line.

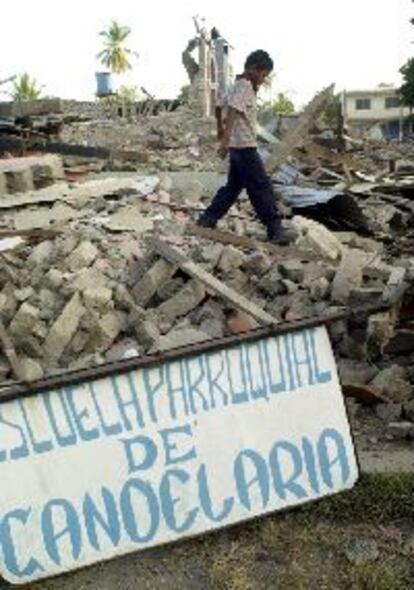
left=97, top=21, right=136, bottom=74
left=117, top=85, right=141, bottom=103
left=272, top=93, right=295, bottom=115
left=320, top=93, right=342, bottom=128
left=12, top=73, right=42, bottom=101
left=400, top=58, right=414, bottom=115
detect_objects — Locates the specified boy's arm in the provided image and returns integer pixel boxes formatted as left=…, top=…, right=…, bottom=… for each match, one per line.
left=218, top=107, right=237, bottom=158
left=215, top=106, right=224, bottom=139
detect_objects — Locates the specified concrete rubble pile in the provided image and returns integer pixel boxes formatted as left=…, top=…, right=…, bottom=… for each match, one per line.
left=0, top=86, right=414, bottom=446
left=60, top=107, right=219, bottom=173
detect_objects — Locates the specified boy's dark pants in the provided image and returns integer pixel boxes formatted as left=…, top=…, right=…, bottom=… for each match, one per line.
left=200, top=148, right=281, bottom=237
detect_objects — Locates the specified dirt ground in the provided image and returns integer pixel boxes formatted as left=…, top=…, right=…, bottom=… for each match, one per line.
left=1, top=474, right=412, bottom=590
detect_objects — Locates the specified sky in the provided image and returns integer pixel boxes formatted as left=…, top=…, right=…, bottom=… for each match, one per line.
left=1, top=0, right=413, bottom=109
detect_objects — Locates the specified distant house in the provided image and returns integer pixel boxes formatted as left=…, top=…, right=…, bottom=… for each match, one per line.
left=342, top=86, right=412, bottom=140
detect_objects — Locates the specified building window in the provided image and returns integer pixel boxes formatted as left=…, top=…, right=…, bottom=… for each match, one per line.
left=355, top=98, right=371, bottom=110
left=385, top=96, right=400, bottom=109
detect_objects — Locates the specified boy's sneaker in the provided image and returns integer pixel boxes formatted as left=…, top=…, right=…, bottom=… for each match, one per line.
left=197, top=215, right=217, bottom=229
left=267, top=228, right=296, bottom=245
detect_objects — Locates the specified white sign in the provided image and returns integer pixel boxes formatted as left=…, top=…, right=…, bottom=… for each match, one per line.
left=0, top=326, right=358, bottom=584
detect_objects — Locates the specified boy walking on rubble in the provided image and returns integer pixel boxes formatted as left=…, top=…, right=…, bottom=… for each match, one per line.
left=198, top=50, right=294, bottom=244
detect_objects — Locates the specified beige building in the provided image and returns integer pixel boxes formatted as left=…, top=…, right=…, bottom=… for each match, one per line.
left=342, top=86, right=411, bottom=140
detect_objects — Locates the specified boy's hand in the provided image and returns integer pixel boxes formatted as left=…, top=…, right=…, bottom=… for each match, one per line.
left=218, top=140, right=229, bottom=160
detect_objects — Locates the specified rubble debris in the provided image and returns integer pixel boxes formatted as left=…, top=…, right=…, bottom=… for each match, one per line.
left=369, top=365, right=412, bottom=403
left=0, top=155, right=63, bottom=196
left=150, top=237, right=278, bottom=326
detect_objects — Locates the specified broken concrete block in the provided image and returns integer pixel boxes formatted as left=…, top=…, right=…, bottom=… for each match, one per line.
left=279, top=260, right=305, bottom=283
left=293, top=216, right=343, bottom=261
left=87, top=311, right=127, bottom=353
left=370, top=365, right=412, bottom=403
left=67, top=241, right=99, bottom=272
left=366, top=310, right=397, bottom=355
left=258, top=270, right=286, bottom=297
left=9, top=302, right=40, bottom=339
left=349, top=287, right=383, bottom=305
left=157, top=280, right=206, bottom=325
left=106, top=339, right=141, bottom=362
left=153, top=328, right=209, bottom=352
left=309, top=277, right=330, bottom=300
left=44, top=268, right=64, bottom=290
left=72, top=268, right=108, bottom=292
left=285, top=291, right=315, bottom=321
left=0, top=284, right=17, bottom=324
left=43, top=293, right=85, bottom=363
left=375, top=403, right=403, bottom=423
left=242, top=251, right=271, bottom=276
left=14, top=287, right=34, bottom=303
left=331, top=248, right=364, bottom=304
left=218, top=246, right=246, bottom=274
left=19, top=357, right=44, bottom=382
left=196, top=244, right=224, bottom=268
left=103, top=206, right=154, bottom=233
left=281, top=279, right=299, bottom=294
left=200, top=318, right=225, bottom=339
left=0, top=173, right=7, bottom=197
left=5, top=168, right=34, bottom=193
left=132, top=259, right=176, bottom=307
left=28, top=240, right=54, bottom=268
left=135, top=320, right=160, bottom=350
left=403, top=400, right=414, bottom=422
left=338, top=359, right=378, bottom=386
left=83, top=287, right=113, bottom=312
left=157, top=278, right=185, bottom=302
left=386, top=422, right=414, bottom=440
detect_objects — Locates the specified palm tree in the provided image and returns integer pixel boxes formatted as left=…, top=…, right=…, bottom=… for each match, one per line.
left=12, top=73, right=42, bottom=101
left=97, top=21, right=135, bottom=74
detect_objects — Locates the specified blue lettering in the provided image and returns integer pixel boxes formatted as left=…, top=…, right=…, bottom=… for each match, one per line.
left=262, top=339, right=286, bottom=395
left=120, top=479, right=160, bottom=543
left=64, top=385, right=100, bottom=442
left=226, top=348, right=248, bottom=404
left=269, top=441, right=307, bottom=500
left=89, top=382, right=123, bottom=437
left=41, top=499, right=81, bottom=565
left=205, top=351, right=228, bottom=408
left=165, top=360, right=189, bottom=420
left=308, top=329, right=332, bottom=384
left=0, top=508, right=43, bottom=578
left=159, top=424, right=196, bottom=466
left=160, top=469, right=198, bottom=533
left=302, top=437, right=320, bottom=494
left=18, top=400, right=53, bottom=454
left=122, top=436, right=157, bottom=473
left=243, top=342, right=268, bottom=400
left=42, top=391, right=77, bottom=448
left=112, top=375, right=145, bottom=431
left=290, top=332, right=315, bottom=388
left=83, top=488, right=120, bottom=550
left=0, top=406, right=29, bottom=460
left=198, top=464, right=234, bottom=522
left=318, top=428, right=350, bottom=488
left=142, top=366, right=164, bottom=423
left=184, top=357, right=209, bottom=414
left=234, top=449, right=269, bottom=510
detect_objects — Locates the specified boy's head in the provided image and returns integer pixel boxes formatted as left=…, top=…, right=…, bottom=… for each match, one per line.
left=244, top=50, right=273, bottom=87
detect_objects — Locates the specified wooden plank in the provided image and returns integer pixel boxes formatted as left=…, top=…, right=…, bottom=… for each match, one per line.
left=186, top=224, right=326, bottom=262
left=0, top=137, right=148, bottom=163
left=265, top=85, right=334, bottom=175
left=149, top=237, right=278, bottom=326
left=0, top=319, right=23, bottom=381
